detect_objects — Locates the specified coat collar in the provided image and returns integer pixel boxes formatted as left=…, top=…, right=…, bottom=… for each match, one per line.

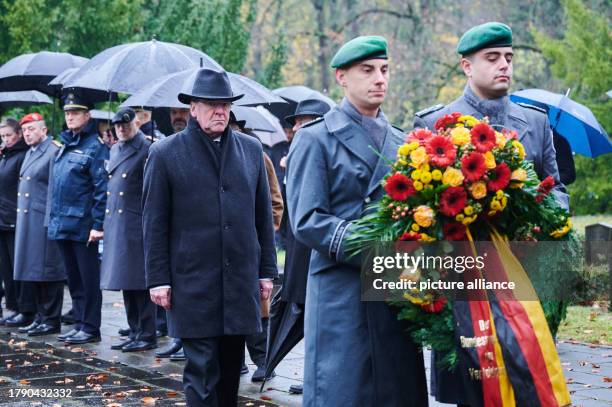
left=107, top=131, right=145, bottom=173
left=20, top=137, right=51, bottom=175
left=366, top=126, right=402, bottom=198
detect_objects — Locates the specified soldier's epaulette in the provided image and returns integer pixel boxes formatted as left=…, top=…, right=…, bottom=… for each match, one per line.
left=52, top=140, right=62, bottom=147
left=145, top=135, right=155, bottom=143
left=415, top=104, right=445, bottom=118
left=300, top=117, right=324, bottom=129
left=515, top=102, right=547, bottom=114
left=392, top=124, right=404, bottom=133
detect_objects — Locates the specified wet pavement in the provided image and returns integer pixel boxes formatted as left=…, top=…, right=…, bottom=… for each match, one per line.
left=1, top=289, right=610, bottom=406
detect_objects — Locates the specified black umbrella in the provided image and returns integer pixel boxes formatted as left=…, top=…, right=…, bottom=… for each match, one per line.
left=268, top=85, right=336, bottom=127
left=65, top=40, right=222, bottom=94
left=0, top=91, right=53, bottom=108
left=259, top=291, right=304, bottom=391
left=0, top=51, right=87, bottom=94
left=47, top=67, right=116, bottom=103
left=120, top=68, right=288, bottom=109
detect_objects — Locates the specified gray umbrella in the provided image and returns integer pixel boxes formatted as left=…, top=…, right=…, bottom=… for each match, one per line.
left=232, top=106, right=276, bottom=132
left=0, top=51, right=88, bottom=94
left=269, top=85, right=336, bottom=127
left=90, top=110, right=116, bottom=121
left=65, top=40, right=222, bottom=94
left=0, top=91, right=53, bottom=108
left=120, top=68, right=287, bottom=109
left=48, top=67, right=117, bottom=103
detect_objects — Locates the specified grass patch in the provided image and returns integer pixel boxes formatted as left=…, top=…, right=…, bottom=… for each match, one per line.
left=571, top=214, right=612, bottom=237
left=557, top=305, right=611, bottom=345
left=276, top=249, right=285, bottom=269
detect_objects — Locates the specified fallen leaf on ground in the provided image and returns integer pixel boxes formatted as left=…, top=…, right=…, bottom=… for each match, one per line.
left=113, top=302, right=123, bottom=307
left=168, top=373, right=181, bottom=378
left=141, top=396, right=157, bottom=405
left=603, top=377, right=612, bottom=382
left=19, top=379, right=30, bottom=384
left=260, top=395, right=272, bottom=401
left=166, top=391, right=178, bottom=397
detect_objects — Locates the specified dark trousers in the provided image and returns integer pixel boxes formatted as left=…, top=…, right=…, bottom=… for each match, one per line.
left=182, top=336, right=245, bottom=407
left=30, top=281, right=64, bottom=326
left=156, top=305, right=168, bottom=333
left=0, top=230, right=17, bottom=310
left=245, top=317, right=268, bottom=367
left=123, top=290, right=156, bottom=342
left=56, top=240, right=102, bottom=334
left=17, top=281, right=36, bottom=314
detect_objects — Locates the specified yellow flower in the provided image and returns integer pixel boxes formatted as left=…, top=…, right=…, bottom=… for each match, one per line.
left=425, top=184, right=434, bottom=190
left=484, top=151, right=496, bottom=169
left=511, top=168, right=527, bottom=182
left=403, top=293, right=425, bottom=305
left=500, top=196, right=508, bottom=209
left=431, top=169, right=442, bottom=181
left=496, top=190, right=505, bottom=199
left=464, top=205, right=474, bottom=215
left=411, top=223, right=420, bottom=232
left=414, top=181, right=424, bottom=191
left=450, top=127, right=471, bottom=146
left=411, top=170, right=422, bottom=181
left=398, top=159, right=408, bottom=166
left=442, top=167, right=464, bottom=187
left=420, top=171, right=432, bottom=184
left=414, top=205, right=435, bottom=227
left=469, top=181, right=487, bottom=199
left=407, top=141, right=419, bottom=151
left=458, top=115, right=479, bottom=127
left=455, top=214, right=465, bottom=222
left=397, top=144, right=413, bottom=156
left=551, top=218, right=572, bottom=238
left=419, top=233, right=436, bottom=242
left=420, top=163, right=430, bottom=172
left=495, top=131, right=506, bottom=148
left=461, top=217, right=473, bottom=225
left=512, top=140, right=526, bottom=160
left=491, top=200, right=501, bottom=211
left=410, top=146, right=429, bottom=168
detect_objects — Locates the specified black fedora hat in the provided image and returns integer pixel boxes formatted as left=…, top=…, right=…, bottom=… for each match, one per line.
left=178, top=68, right=244, bottom=104
left=229, top=111, right=246, bottom=130
left=284, top=98, right=331, bottom=126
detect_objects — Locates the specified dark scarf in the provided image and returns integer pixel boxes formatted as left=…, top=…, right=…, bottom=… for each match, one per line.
left=463, top=84, right=509, bottom=127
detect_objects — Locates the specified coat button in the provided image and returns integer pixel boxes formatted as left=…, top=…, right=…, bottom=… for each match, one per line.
left=122, top=173, right=127, bottom=178
left=224, top=260, right=230, bottom=267
left=16, top=208, right=20, bottom=212
left=26, top=176, right=31, bottom=180
left=23, top=209, right=28, bottom=214
left=24, top=193, right=29, bottom=198
left=221, top=186, right=226, bottom=193
left=17, top=192, right=21, bottom=196
left=119, top=191, right=124, bottom=196
left=105, top=209, right=110, bottom=214
left=109, top=174, right=112, bottom=179
left=223, top=224, right=231, bottom=230
left=118, top=209, right=123, bottom=214
left=107, top=191, right=111, bottom=196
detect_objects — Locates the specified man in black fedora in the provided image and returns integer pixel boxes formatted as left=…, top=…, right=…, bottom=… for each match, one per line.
left=142, top=68, right=277, bottom=406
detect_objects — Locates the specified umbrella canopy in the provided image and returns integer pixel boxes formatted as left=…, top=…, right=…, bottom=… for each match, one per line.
left=120, top=68, right=288, bottom=109
left=0, top=91, right=53, bottom=108
left=0, top=51, right=87, bottom=94
left=260, top=292, right=304, bottom=392
left=48, top=67, right=117, bottom=103
left=269, top=85, right=336, bottom=127
left=511, top=89, right=612, bottom=158
left=252, top=106, right=288, bottom=146
left=90, top=109, right=115, bottom=121
left=232, top=106, right=275, bottom=132
left=65, top=40, right=221, bottom=94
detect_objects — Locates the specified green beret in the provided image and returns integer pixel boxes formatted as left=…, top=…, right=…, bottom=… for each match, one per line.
left=330, top=35, right=388, bottom=69
left=457, top=22, right=512, bottom=55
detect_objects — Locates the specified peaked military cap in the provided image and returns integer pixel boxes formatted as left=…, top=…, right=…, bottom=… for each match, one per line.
left=111, top=107, right=136, bottom=125
left=457, top=22, right=512, bottom=55
left=330, top=35, right=388, bottom=69
left=62, top=91, right=94, bottom=111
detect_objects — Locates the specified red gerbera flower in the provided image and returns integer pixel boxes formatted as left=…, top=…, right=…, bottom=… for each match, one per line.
left=439, top=187, right=467, bottom=217
left=443, top=221, right=467, bottom=240
left=425, top=135, right=457, bottom=167
left=537, top=175, right=555, bottom=195
left=399, top=231, right=421, bottom=241
left=470, top=123, right=496, bottom=152
left=502, top=129, right=519, bottom=140
left=384, top=173, right=416, bottom=201
left=461, top=152, right=487, bottom=182
left=407, top=128, right=434, bottom=144
left=422, top=297, right=447, bottom=313
left=487, top=162, right=511, bottom=191
left=434, top=112, right=461, bottom=131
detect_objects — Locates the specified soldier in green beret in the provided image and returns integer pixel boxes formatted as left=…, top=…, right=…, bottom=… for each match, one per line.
left=286, top=35, right=428, bottom=406
left=413, top=22, right=568, bottom=406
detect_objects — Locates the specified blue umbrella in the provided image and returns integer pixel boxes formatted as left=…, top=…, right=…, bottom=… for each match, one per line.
left=511, top=89, right=612, bottom=158
left=65, top=40, right=221, bottom=94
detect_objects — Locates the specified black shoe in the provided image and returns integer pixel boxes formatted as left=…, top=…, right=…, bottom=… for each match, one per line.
left=155, top=341, right=182, bottom=358
left=289, top=384, right=303, bottom=394
left=122, top=340, right=157, bottom=352
left=118, top=327, right=131, bottom=336
left=5, top=313, right=35, bottom=327
left=28, top=324, right=60, bottom=337
left=240, top=363, right=249, bottom=375
left=57, top=328, right=80, bottom=341
left=169, top=349, right=186, bottom=361
left=111, top=338, right=134, bottom=350
left=251, top=366, right=275, bottom=382
left=61, top=310, right=76, bottom=325
left=18, top=321, right=39, bottom=333
left=0, top=311, right=17, bottom=325
left=64, top=331, right=101, bottom=345
left=155, top=329, right=167, bottom=338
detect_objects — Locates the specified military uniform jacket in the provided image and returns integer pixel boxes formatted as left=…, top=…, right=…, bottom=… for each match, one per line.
left=286, top=100, right=429, bottom=407
left=414, top=92, right=569, bottom=209
left=47, top=120, right=109, bottom=242
left=0, top=138, right=28, bottom=230
left=142, top=118, right=278, bottom=338
left=100, top=132, right=151, bottom=290
left=14, top=137, right=64, bottom=282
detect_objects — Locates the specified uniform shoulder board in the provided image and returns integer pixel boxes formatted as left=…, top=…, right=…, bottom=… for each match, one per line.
left=515, top=102, right=547, bottom=114
left=415, top=104, right=445, bottom=118
left=52, top=140, right=62, bottom=147
left=300, top=116, right=324, bottom=129
left=145, top=135, right=155, bottom=143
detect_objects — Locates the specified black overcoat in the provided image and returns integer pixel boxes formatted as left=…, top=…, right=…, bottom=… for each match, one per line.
left=0, top=138, right=28, bottom=230
left=142, top=119, right=277, bottom=338
left=100, top=132, right=151, bottom=290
